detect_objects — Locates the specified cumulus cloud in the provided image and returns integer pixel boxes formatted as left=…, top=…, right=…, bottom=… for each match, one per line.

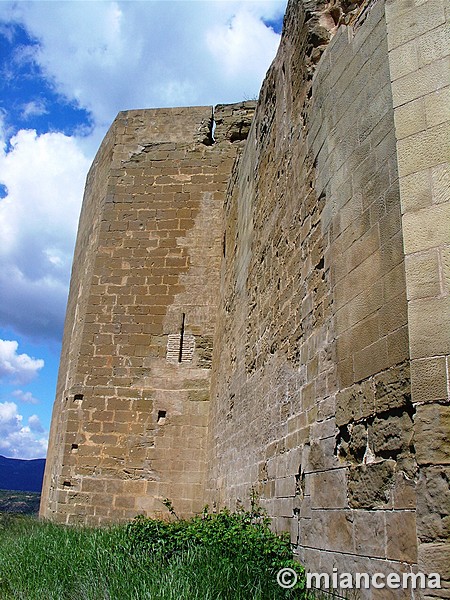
left=28, top=413, right=44, bottom=433
left=206, top=9, right=281, bottom=81
left=0, top=339, right=44, bottom=383
left=0, top=400, right=18, bottom=423
left=0, top=1, right=285, bottom=128
left=0, top=0, right=285, bottom=344
left=0, top=401, right=47, bottom=458
left=12, top=389, right=39, bottom=404
left=0, top=129, right=90, bottom=341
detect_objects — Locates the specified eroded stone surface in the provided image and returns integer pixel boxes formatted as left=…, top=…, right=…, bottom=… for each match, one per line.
left=41, top=0, right=450, bottom=594
left=348, top=461, right=396, bottom=509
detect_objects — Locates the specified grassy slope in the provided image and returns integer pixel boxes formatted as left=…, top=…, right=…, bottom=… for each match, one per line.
left=0, top=515, right=306, bottom=600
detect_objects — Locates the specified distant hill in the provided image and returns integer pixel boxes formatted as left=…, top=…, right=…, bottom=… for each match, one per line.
left=0, top=455, right=46, bottom=493
left=0, top=489, right=41, bottom=515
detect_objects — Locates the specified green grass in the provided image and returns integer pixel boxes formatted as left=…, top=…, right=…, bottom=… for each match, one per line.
left=0, top=513, right=312, bottom=600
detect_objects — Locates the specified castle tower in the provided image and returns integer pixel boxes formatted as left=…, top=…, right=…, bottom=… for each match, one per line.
left=40, top=103, right=255, bottom=524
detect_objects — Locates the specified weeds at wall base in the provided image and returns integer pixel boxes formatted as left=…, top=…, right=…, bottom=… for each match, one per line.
left=0, top=504, right=316, bottom=600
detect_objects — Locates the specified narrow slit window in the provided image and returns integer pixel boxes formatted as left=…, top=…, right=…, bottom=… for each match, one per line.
left=178, top=313, right=185, bottom=363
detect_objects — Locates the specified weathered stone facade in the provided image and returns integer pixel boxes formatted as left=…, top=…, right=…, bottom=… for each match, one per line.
left=40, top=104, right=256, bottom=521
left=41, top=0, right=449, bottom=597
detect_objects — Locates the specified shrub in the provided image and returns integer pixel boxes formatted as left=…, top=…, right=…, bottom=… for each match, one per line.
left=0, top=497, right=316, bottom=599
left=126, top=492, right=309, bottom=595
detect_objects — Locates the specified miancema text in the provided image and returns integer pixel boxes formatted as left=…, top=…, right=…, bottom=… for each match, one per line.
left=307, top=569, right=441, bottom=590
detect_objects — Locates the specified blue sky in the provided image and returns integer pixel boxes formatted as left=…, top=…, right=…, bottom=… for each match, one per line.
left=0, top=0, right=286, bottom=459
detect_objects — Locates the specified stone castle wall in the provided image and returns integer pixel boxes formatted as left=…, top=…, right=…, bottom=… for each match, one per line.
left=40, top=104, right=256, bottom=522
left=207, top=0, right=416, bottom=592
left=41, top=0, right=449, bottom=596
left=206, top=1, right=449, bottom=595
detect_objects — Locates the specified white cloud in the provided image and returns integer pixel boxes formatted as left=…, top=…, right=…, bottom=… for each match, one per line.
left=21, top=99, right=48, bottom=120
left=0, top=400, right=18, bottom=423
left=0, top=339, right=44, bottom=384
left=12, top=389, right=39, bottom=404
left=206, top=10, right=281, bottom=81
left=0, top=129, right=90, bottom=340
left=0, top=401, right=47, bottom=458
left=28, top=413, right=44, bottom=433
left=0, top=0, right=286, bottom=344
left=1, top=1, right=285, bottom=128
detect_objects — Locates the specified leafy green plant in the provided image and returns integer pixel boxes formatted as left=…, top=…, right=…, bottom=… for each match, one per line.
left=126, top=490, right=309, bottom=595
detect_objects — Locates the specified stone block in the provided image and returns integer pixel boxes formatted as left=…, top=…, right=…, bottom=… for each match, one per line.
left=388, top=36, right=419, bottom=81
left=386, top=510, right=417, bottom=563
left=275, top=476, right=297, bottom=498
left=337, top=283, right=385, bottom=335
left=336, top=380, right=375, bottom=426
left=416, top=466, right=450, bottom=542
left=418, top=543, right=450, bottom=580
left=424, top=86, right=450, bottom=129
left=298, top=495, right=311, bottom=519
left=317, top=394, right=336, bottom=421
left=418, top=21, right=450, bottom=67
left=297, top=514, right=315, bottom=548
left=370, top=564, right=417, bottom=600
left=370, top=410, right=414, bottom=457
left=386, top=0, right=446, bottom=49
left=379, top=293, right=408, bottom=335
left=397, top=121, right=450, bottom=177
left=431, top=162, right=450, bottom=205
left=353, top=510, right=386, bottom=558
left=89, top=492, right=113, bottom=508
left=353, top=338, right=389, bottom=382
left=309, top=436, right=340, bottom=472
left=374, top=362, right=410, bottom=412
left=392, top=57, right=449, bottom=108
left=310, top=469, right=348, bottom=509
left=442, top=246, right=450, bottom=295
left=414, top=404, right=450, bottom=465
left=411, top=356, right=448, bottom=403
left=319, top=509, right=354, bottom=554
left=80, top=478, right=106, bottom=494
left=338, top=314, right=381, bottom=359
left=114, top=495, right=136, bottom=509
left=273, top=497, right=294, bottom=518
left=124, top=480, right=147, bottom=495
left=348, top=460, right=396, bottom=509
left=394, top=96, right=426, bottom=139
left=405, top=250, right=441, bottom=300
left=409, top=295, right=450, bottom=358
left=393, top=472, right=416, bottom=509
left=187, top=389, right=209, bottom=402
left=135, top=494, right=159, bottom=514
left=399, top=167, right=433, bottom=213
left=345, top=422, right=368, bottom=463
left=382, top=264, right=407, bottom=304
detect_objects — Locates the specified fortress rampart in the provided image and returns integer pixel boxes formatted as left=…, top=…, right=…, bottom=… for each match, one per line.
left=41, top=0, right=449, bottom=597
left=40, top=104, right=255, bottom=519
